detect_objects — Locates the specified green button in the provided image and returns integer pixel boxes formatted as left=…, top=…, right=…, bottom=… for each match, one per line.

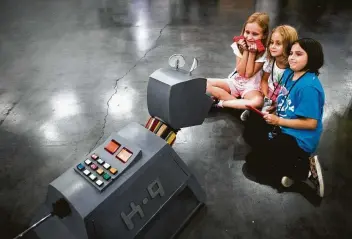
left=103, top=173, right=111, bottom=181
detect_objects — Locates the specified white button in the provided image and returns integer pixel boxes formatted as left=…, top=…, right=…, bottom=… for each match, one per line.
left=85, top=159, right=92, bottom=165
left=103, top=163, right=111, bottom=169
left=83, top=169, right=90, bottom=176
left=95, top=180, right=104, bottom=187
left=89, top=174, right=97, bottom=181
left=97, top=159, right=104, bottom=165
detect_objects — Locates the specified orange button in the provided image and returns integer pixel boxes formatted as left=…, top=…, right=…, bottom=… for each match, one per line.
left=96, top=168, right=104, bottom=175
left=109, top=168, right=118, bottom=175
left=104, top=140, right=120, bottom=154
left=116, top=148, right=133, bottom=163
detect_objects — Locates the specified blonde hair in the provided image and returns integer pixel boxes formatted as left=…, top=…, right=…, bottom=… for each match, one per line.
left=240, top=12, right=270, bottom=57
left=267, top=25, right=298, bottom=65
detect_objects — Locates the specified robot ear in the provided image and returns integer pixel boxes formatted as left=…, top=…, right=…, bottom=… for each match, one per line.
left=189, top=58, right=198, bottom=75
left=168, top=54, right=185, bottom=69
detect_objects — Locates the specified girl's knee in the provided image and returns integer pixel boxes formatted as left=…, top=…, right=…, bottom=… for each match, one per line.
left=207, top=78, right=218, bottom=87
left=250, top=96, right=264, bottom=107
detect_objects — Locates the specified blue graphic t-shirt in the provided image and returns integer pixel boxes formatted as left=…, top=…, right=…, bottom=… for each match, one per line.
left=276, top=69, right=325, bottom=153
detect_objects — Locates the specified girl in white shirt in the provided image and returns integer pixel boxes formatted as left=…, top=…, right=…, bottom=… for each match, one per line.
left=206, top=12, right=269, bottom=109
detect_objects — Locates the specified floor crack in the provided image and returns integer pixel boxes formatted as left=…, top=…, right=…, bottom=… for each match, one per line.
left=89, top=23, right=169, bottom=152
left=0, top=101, right=19, bottom=127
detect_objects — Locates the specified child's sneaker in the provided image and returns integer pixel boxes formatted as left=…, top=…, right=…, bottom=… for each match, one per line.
left=308, top=155, right=325, bottom=197
left=240, top=110, right=250, bottom=121
left=281, top=176, right=294, bottom=188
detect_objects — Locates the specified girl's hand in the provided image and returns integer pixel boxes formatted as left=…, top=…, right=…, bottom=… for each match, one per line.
left=265, top=102, right=277, bottom=114
left=247, top=42, right=257, bottom=53
left=263, top=113, right=280, bottom=125
left=238, top=39, right=247, bottom=51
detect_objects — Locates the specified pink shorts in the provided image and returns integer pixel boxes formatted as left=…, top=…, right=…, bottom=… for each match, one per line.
left=226, top=74, right=261, bottom=98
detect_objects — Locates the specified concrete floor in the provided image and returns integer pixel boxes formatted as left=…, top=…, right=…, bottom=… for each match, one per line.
left=1, top=0, right=352, bottom=238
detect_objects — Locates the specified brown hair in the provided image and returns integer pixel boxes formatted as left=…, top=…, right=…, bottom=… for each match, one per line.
left=267, top=25, right=298, bottom=65
left=240, top=12, right=270, bottom=56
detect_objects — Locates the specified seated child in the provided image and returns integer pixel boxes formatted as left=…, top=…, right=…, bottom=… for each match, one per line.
left=206, top=12, right=269, bottom=110
left=248, top=38, right=326, bottom=197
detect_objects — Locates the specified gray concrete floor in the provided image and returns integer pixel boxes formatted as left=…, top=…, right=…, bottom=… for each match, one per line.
left=1, top=0, right=352, bottom=238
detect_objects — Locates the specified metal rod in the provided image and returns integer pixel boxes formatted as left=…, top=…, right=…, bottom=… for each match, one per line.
left=13, top=213, right=53, bottom=239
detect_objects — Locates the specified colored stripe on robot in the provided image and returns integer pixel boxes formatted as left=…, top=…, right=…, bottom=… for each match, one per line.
left=145, top=117, right=177, bottom=146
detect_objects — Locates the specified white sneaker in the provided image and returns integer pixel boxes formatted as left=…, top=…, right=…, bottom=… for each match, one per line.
left=308, top=155, right=325, bottom=197
left=240, top=110, right=250, bottom=121
left=281, top=176, right=294, bottom=188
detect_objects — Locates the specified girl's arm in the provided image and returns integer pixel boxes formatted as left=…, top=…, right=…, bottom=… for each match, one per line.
left=236, top=51, right=249, bottom=77
left=260, top=72, right=270, bottom=97
left=244, top=59, right=264, bottom=78
left=278, top=117, right=317, bottom=130
left=243, top=42, right=265, bottom=78
left=236, top=51, right=264, bottom=78
left=264, top=86, right=321, bottom=130
left=263, top=114, right=318, bottom=130
left=244, top=51, right=257, bottom=78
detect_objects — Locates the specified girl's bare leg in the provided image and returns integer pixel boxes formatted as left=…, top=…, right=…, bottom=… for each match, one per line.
left=222, top=90, right=264, bottom=109
left=206, top=78, right=236, bottom=101
left=207, top=78, right=232, bottom=92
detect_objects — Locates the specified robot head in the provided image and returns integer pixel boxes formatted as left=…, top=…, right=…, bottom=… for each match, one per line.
left=147, top=65, right=213, bottom=129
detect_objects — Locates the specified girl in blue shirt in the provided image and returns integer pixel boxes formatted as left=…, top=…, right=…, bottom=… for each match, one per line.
left=248, top=38, right=325, bottom=197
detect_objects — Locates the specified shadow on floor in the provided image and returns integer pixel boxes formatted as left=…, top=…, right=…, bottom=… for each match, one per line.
left=0, top=128, right=46, bottom=239
left=242, top=162, right=323, bottom=207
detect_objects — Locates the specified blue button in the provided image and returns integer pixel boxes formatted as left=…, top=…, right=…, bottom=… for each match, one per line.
left=77, top=163, right=85, bottom=171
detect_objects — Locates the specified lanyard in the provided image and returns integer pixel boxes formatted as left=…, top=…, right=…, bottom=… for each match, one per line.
left=269, top=60, right=285, bottom=100
left=277, top=71, right=307, bottom=117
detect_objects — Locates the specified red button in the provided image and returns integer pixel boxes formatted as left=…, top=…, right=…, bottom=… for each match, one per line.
left=90, top=164, right=98, bottom=170
left=116, top=148, right=133, bottom=163
left=104, top=140, right=120, bottom=154
left=91, top=154, right=99, bottom=160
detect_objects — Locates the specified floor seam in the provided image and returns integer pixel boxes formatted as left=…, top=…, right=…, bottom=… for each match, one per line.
left=0, top=100, right=20, bottom=127
left=89, top=23, right=169, bottom=152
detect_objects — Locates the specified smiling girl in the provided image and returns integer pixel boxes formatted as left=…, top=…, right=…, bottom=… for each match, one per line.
left=251, top=38, right=326, bottom=197
left=206, top=12, right=269, bottom=109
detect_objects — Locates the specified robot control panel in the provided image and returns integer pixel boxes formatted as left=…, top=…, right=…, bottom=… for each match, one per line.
left=74, top=135, right=141, bottom=191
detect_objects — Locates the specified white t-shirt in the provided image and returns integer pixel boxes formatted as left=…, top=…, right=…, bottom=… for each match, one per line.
left=227, top=42, right=267, bottom=85
left=263, top=59, right=286, bottom=92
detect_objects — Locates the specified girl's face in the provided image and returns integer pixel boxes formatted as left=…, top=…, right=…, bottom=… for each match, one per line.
left=269, top=31, right=284, bottom=58
left=243, top=22, right=264, bottom=44
left=289, top=43, right=308, bottom=72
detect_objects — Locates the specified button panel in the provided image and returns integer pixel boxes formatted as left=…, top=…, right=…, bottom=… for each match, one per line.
left=74, top=134, right=142, bottom=192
